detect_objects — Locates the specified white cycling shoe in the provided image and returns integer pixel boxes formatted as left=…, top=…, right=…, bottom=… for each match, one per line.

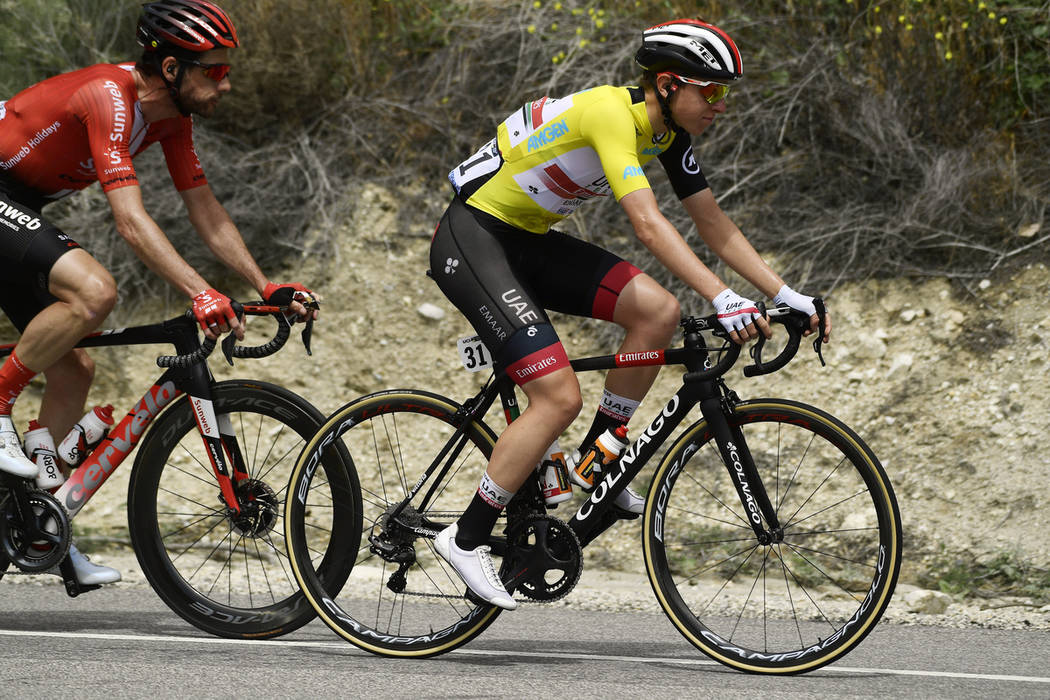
left=434, top=524, right=516, bottom=610
left=614, top=486, right=645, bottom=515
left=0, top=416, right=38, bottom=479
left=51, top=544, right=122, bottom=586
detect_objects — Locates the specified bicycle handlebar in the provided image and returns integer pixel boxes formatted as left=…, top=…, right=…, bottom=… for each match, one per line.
left=681, top=299, right=827, bottom=383
left=156, top=298, right=317, bottom=368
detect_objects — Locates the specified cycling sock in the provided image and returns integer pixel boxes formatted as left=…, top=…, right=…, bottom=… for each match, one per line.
left=455, top=472, right=512, bottom=550
left=580, top=389, right=639, bottom=448
left=0, top=350, right=36, bottom=415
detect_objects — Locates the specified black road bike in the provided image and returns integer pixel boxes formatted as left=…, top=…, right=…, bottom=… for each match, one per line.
left=0, top=299, right=360, bottom=639
left=284, top=304, right=901, bottom=674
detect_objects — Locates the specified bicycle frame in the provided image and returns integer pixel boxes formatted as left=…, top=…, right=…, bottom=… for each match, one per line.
left=1, top=313, right=249, bottom=520
left=396, top=326, right=781, bottom=551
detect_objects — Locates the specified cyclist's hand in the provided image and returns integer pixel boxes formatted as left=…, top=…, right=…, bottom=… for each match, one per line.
left=192, top=288, right=243, bottom=341
left=713, top=288, right=769, bottom=344
left=263, top=282, right=320, bottom=323
left=773, top=284, right=831, bottom=343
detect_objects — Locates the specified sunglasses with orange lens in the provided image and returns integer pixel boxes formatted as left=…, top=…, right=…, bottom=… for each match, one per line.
left=660, top=72, right=731, bottom=104
left=182, top=59, right=232, bottom=82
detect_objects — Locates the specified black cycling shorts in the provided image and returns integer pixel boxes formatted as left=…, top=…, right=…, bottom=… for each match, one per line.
left=0, top=178, right=82, bottom=331
left=430, top=196, right=641, bottom=385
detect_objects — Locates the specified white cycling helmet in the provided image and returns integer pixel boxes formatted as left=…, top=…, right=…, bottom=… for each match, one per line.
left=636, top=19, right=743, bottom=83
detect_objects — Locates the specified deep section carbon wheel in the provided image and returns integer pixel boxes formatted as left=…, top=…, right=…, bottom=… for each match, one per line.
left=644, top=399, right=901, bottom=674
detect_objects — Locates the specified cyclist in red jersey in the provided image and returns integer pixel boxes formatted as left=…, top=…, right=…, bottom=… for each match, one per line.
left=0, top=1, right=317, bottom=585
left=430, top=20, right=832, bottom=608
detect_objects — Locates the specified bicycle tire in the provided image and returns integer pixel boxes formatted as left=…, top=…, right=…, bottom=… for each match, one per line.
left=285, top=389, right=503, bottom=657
left=643, top=399, right=901, bottom=674
left=127, top=380, right=360, bottom=639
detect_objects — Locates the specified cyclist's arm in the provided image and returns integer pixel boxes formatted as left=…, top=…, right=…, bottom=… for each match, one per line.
left=106, top=184, right=213, bottom=298
left=680, top=188, right=785, bottom=299
left=180, top=184, right=269, bottom=296
left=619, top=187, right=733, bottom=303
left=682, top=189, right=830, bottom=338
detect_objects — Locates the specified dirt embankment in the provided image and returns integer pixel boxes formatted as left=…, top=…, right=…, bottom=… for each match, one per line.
left=8, top=183, right=1049, bottom=615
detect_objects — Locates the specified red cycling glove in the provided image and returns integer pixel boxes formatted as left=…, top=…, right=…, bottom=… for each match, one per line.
left=192, top=288, right=237, bottom=332
left=263, top=282, right=316, bottom=306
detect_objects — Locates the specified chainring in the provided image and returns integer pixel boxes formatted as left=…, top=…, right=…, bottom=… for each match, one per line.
left=0, top=489, right=72, bottom=573
left=501, top=514, right=582, bottom=602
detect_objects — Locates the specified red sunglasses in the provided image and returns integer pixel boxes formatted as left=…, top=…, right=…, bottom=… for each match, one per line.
left=182, top=59, right=232, bottom=82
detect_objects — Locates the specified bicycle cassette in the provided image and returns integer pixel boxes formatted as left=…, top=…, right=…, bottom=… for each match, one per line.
left=501, top=514, right=582, bottom=602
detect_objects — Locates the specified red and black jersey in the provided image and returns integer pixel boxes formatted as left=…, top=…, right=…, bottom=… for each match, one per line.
left=0, top=63, right=206, bottom=201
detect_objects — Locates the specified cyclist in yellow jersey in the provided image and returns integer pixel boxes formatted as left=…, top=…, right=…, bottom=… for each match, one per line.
left=430, top=19, right=831, bottom=609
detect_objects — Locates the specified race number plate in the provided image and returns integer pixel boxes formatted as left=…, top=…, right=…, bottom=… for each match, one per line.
left=457, top=335, right=492, bottom=373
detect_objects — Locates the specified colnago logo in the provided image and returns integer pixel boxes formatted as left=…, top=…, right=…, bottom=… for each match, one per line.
left=726, top=441, right=762, bottom=526
left=61, top=380, right=178, bottom=514
left=0, top=201, right=43, bottom=231
left=577, top=395, right=680, bottom=521
left=515, top=355, right=557, bottom=380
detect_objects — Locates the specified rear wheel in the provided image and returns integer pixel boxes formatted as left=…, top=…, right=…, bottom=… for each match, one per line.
left=286, top=389, right=503, bottom=657
left=644, top=399, right=901, bottom=674
left=128, top=380, right=359, bottom=639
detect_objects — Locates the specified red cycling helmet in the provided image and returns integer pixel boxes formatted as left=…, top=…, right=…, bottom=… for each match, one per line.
left=137, top=0, right=239, bottom=54
left=636, top=19, right=743, bottom=83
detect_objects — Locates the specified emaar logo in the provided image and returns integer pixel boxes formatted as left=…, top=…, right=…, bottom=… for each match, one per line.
left=622, top=165, right=644, bottom=179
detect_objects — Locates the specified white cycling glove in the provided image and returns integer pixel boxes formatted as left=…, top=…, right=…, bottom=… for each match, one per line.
left=712, top=289, right=762, bottom=336
left=773, top=284, right=817, bottom=317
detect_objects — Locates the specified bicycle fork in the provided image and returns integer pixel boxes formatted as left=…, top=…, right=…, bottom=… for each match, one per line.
left=698, top=390, right=784, bottom=545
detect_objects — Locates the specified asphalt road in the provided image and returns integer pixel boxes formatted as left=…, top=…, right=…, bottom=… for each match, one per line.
left=1, top=583, right=1048, bottom=699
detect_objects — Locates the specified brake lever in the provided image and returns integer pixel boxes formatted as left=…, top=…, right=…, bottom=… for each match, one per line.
left=812, top=298, right=827, bottom=367
left=301, top=315, right=314, bottom=356
left=219, top=300, right=245, bottom=366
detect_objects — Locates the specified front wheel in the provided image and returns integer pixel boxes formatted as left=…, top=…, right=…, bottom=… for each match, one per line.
left=127, top=380, right=360, bottom=639
left=644, top=399, right=901, bottom=674
left=285, top=389, right=503, bottom=657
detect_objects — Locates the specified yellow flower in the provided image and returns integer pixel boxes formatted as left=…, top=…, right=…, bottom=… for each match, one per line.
left=988, top=11, right=996, bottom=19
left=533, top=0, right=541, bottom=7
left=945, top=50, right=953, bottom=60
left=962, top=21, right=969, bottom=28
left=978, top=1, right=985, bottom=8
left=550, top=22, right=558, bottom=30
left=554, top=1, right=562, bottom=9
left=874, top=5, right=880, bottom=11
left=579, top=38, right=590, bottom=48
left=898, top=14, right=906, bottom=22
left=575, top=26, right=583, bottom=35
left=527, top=24, right=536, bottom=33
left=595, top=18, right=605, bottom=29
left=935, top=31, right=943, bottom=39
left=875, top=25, right=883, bottom=34
left=1000, top=17, right=1008, bottom=24
left=906, top=23, right=914, bottom=30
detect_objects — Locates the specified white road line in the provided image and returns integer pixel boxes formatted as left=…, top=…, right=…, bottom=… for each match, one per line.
left=1, top=629, right=1048, bottom=684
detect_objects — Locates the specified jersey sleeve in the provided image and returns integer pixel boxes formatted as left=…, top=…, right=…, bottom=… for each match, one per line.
left=159, top=118, right=207, bottom=191
left=657, top=129, right=709, bottom=200
left=68, top=78, right=139, bottom=192
left=577, top=98, right=651, bottom=201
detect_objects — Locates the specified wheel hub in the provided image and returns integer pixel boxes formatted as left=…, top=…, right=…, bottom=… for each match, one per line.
left=230, top=479, right=279, bottom=537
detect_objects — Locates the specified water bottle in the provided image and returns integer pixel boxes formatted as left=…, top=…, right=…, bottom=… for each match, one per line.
left=569, top=425, right=629, bottom=491
left=57, top=405, right=114, bottom=465
left=537, top=439, right=573, bottom=507
left=23, top=420, right=64, bottom=489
